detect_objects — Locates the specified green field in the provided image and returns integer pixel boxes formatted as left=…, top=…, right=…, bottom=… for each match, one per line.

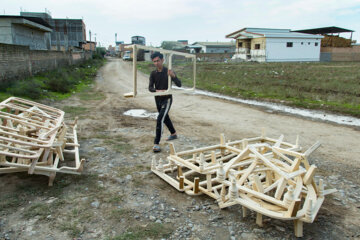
left=138, top=61, right=360, bottom=117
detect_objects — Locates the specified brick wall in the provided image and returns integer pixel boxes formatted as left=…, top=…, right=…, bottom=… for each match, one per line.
left=0, top=43, right=93, bottom=82
left=320, top=46, right=360, bottom=62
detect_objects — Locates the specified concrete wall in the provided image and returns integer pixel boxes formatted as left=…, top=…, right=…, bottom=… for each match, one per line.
left=195, top=53, right=234, bottom=62
left=0, top=19, right=13, bottom=44
left=0, top=18, right=51, bottom=50
left=12, top=24, right=49, bottom=50
left=205, top=46, right=235, bottom=53
left=266, top=38, right=321, bottom=62
left=0, top=43, right=92, bottom=82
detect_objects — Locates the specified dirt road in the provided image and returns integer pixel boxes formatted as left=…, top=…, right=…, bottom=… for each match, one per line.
left=1, top=58, right=359, bottom=239
left=102, top=58, right=360, bottom=171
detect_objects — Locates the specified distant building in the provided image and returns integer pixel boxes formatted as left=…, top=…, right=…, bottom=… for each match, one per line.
left=161, top=41, right=189, bottom=51
left=0, top=15, right=52, bottom=50
left=226, top=27, right=323, bottom=62
left=131, top=36, right=145, bottom=45
left=83, top=41, right=96, bottom=51
left=177, top=40, right=188, bottom=45
left=20, top=12, right=86, bottom=51
left=108, top=45, right=116, bottom=55
left=115, top=41, right=124, bottom=54
left=187, top=42, right=235, bottom=54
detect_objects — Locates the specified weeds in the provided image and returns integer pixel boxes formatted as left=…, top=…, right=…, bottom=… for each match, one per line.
left=1, top=58, right=105, bottom=101
left=23, top=203, right=51, bottom=219
left=102, top=135, right=132, bottom=153
left=59, top=221, right=82, bottom=238
left=62, top=106, right=88, bottom=118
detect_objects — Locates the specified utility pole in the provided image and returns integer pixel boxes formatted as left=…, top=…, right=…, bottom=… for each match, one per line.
left=89, top=30, right=92, bottom=52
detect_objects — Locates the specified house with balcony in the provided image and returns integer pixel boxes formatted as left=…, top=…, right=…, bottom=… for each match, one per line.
left=226, top=28, right=323, bottom=62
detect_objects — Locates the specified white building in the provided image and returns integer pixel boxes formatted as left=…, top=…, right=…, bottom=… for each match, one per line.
left=187, top=42, right=235, bottom=54
left=226, top=28, right=323, bottom=62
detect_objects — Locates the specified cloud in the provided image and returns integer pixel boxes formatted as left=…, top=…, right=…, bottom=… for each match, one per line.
left=3, top=0, right=360, bottom=46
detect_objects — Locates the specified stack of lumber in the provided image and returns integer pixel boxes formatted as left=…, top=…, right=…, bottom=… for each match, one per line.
left=0, top=97, right=85, bottom=186
left=321, top=35, right=352, bottom=47
left=152, top=131, right=336, bottom=237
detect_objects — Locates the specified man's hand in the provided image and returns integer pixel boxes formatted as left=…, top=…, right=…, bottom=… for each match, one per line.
left=168, top=69, right=176, bottom=78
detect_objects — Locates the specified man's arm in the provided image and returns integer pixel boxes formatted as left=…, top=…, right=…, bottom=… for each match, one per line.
left=148, top=72, right=156, bottom=92
left=168, top=69, right=181, bottom=87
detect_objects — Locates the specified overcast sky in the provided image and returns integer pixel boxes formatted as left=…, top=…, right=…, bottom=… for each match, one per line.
left=3, top=0, right=360, bottom=48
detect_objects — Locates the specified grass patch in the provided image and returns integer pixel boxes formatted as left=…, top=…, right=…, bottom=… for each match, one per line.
left=102, top=135, right=132, bottom=153
left=0, top=58, right=105, bottom=101
left=23, top=203, right=51, bottom=219
left=109, top=223, right=173, bottom=240
left=0, top=193, right=23, bottom=212
left=78, top=89, right=106, bottom=101
left=115, top=164, right=149, bottom=178
left=59, top=221, right=82, bottom=238
left=109, top=208, right=133, bottom=221
left=62, top=106, right=88, bottom=118
left=137, top=61, right=360, bottom=117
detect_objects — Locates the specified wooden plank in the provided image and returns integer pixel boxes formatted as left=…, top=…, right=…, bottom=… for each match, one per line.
left=238, top=160, right=258, bottom=186
left=252, top=174, right=264, bottom=193
left=274, top=177, right=287, bottom=200
left=250, top=147, right=287, bottom=179
left=303, top=165, right=317, bottom=185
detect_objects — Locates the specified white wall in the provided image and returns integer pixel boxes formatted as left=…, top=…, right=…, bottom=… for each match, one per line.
left=266, top=38, right=321, bottom=62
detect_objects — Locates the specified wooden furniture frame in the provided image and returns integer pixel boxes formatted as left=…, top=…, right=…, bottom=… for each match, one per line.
left=152, top=131, right=336, bottom=237
left=123, top=44, right=196, bottom=98
left=0, top=97, right=85, bottom=186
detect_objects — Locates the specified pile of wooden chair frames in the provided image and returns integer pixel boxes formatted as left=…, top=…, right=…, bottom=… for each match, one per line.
left=152, top=131, right=336, bottom=237
left=0, top=97, right=84, bottom=186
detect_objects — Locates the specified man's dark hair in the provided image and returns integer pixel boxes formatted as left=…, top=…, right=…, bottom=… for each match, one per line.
left=151, top=52, right=163, bottom=60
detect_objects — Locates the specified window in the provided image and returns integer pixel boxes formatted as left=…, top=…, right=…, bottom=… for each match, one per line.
left=308, top=42, right=310, bottom=45
left=315, top=42, right=319, bottom=46
left=286, top=42, right=293, bottom=47
left=301, top=42, right=304, bottom=45
left=255, top=44, right=260, bottom=49
left=238, top=42, right=243, bottom=47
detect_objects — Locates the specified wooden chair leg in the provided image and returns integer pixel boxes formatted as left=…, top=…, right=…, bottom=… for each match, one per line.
left=294, top=220, right=303, bottom=237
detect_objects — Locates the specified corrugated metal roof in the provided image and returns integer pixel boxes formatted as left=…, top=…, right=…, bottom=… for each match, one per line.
left=226, top=28, right=323, bottom=39
left=192, top=41, right=235, bottom=47
left=293, top=26, right=354, bottom=34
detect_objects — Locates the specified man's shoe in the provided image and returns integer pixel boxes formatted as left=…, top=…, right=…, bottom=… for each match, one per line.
left=166, top=134, right=178, bottom=141
left=153, top=145, right=161, bottom=153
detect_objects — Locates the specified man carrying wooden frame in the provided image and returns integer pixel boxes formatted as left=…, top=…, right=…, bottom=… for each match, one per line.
left=149, top=52, right=181, bottom=152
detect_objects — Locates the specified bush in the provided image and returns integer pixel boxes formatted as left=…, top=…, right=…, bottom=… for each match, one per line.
left=43, top=68, right=79, bottom=93
left=8, top=78, right=43, bottom=99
